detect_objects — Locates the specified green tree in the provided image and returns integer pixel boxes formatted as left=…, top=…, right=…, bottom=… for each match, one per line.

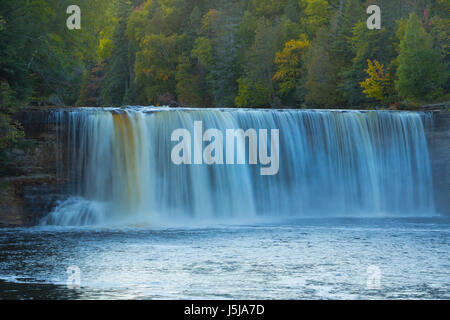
left=236, top=17, right=283, bottom=107
left=329, top=0, right=365, bottom=106
left=208, top=1, right=243, bottom=107
left=235, top=77, right=271, bottom=107
left=340, top=22, right=396, bottom=106
left=302, top=0, right=331, bottom=37
left=191, top=37, right=214, bottom=106
left=396, top=13, right=445, bottom=101
left=101, top=0, right=134, bottom=106
left=304, top=28, right=341, bottom=106
left=175, top=55, right=202, bottom=106
left=134, top=34, right=181, bottom=104
left=0, top=81, right=24, bottom=154
left=251, top=0, right=288, bottom=18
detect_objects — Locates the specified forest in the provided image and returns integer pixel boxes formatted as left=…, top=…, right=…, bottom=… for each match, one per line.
left=0, top=0, right=449, bottom=151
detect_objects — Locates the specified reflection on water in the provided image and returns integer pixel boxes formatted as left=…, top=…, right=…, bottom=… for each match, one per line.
left=1, top=218, right=449, bottom=299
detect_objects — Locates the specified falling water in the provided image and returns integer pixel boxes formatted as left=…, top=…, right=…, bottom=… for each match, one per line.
left=41, top=108, right=435, bottom=226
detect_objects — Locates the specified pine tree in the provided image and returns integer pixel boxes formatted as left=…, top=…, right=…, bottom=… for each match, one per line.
left=101, top=0, right=133, bottom=106
left=175, top=55, right=202, bottom=106
left=236, top=17, right=282, bottom=107
left=330, top=0, right=365, bottom=105
left=340, top=21, right=396, bottom=106
left=209, top=0, right=243, bottom=107
left=396, top=13, right=445, bottom=102
left=305, top=28, right=341, bottom=106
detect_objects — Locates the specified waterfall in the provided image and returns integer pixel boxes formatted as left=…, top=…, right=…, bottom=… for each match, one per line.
left=41, top=108, right=435, bottom=226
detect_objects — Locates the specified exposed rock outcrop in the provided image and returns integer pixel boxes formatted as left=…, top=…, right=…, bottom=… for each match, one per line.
left=0, top=109, right=70, bottom=227
left=426, top=110, right=450, bottom=215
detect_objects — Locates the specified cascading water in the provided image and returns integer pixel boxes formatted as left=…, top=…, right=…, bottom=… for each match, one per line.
left=40, top=108, right=435, bottom=226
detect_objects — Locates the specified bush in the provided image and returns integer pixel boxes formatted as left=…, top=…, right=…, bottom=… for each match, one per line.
left=0, top=80, right=25, bottom=154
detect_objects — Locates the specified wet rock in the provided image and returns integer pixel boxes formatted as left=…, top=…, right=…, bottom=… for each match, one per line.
left=426, top=111, right=450, bottom=215
left=0, top=110, right=74, bottom=227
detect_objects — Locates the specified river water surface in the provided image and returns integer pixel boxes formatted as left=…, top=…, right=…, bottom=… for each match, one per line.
left=1, top=217, right=449, bottom=299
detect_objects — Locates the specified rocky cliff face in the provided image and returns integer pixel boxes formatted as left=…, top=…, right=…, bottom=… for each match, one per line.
left=426, top=110, right=450, bottom=215
left=0, top=108, right=449, bottom=226
left=0, top=109, right=70, bottom=227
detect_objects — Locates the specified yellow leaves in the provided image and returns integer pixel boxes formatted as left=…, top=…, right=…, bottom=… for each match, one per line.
left=273, top=38, right=311, bottom=95
left=274, top=39, right=311, bottom=77
left=97, top=38, right=113, bottom=60
left=360, top=59, right=391, bottom=102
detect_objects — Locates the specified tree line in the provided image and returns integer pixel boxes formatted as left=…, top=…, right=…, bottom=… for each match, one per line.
left=0, top=0, right=449, bottom=115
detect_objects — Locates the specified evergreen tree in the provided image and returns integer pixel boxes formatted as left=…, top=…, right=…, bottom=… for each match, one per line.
left=101, top=0, right=134, bottom=106
left=209, top=0, right=243, bottom=107
left=236, top=18, right=282, bottom=107
left=176, top=55, right=202, bottom=106
left=340, top=22, right=395, bottom=105
left=396, top=13, right=445, bottom=101
left=304, top=28, right=341, bottom=106
left=330, top=0, right=365, bottom=105
left=0, top=0, right=448, bottom=110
